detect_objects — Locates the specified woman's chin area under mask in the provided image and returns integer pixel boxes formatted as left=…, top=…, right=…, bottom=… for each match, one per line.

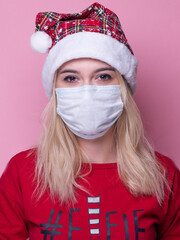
left=75, top=124, right=117, bottom=164
left=55, top=58, right=120, bottom=88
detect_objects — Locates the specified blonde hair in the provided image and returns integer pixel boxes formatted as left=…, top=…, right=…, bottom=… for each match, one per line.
left=33, top=70, right=167, bottom=205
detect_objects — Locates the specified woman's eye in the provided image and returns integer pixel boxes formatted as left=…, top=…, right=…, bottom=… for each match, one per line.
left=64, top=76, right=77, bottom=82
left=98, top=74, right=112, bottom=81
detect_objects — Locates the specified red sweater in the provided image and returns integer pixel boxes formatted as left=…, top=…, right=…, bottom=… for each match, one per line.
left=0, top=150, right=179, bottom=240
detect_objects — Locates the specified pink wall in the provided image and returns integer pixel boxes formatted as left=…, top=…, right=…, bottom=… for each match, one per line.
left=1, top=0, right=180, bottom=175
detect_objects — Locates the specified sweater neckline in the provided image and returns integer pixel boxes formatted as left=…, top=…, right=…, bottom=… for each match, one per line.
left=82, top=162, right=117, bottom=169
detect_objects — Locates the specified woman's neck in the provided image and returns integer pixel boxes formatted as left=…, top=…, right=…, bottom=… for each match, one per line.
left=76, top=126, right=117, bottom=164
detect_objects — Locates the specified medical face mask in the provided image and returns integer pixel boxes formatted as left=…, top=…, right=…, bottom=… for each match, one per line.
left=55, top=85, right=124, bottom=139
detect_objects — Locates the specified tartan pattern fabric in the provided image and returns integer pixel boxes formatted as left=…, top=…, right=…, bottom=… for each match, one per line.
left=34, top=2, right=134, bottom=54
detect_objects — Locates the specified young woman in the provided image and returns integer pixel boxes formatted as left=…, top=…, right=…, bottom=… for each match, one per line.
left=0, top=2, right=179, bottom=239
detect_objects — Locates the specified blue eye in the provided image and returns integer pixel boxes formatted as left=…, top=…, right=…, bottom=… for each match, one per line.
left=98, top=74, right=112, bottom=81
left=64, top=76, right=77, bottom=82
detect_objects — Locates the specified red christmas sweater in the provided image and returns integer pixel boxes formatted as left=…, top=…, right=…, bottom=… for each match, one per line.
left=0, top=149, right=180, bottom=240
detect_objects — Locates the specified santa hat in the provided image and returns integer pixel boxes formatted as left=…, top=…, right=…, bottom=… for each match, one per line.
left=31, top=2, right=138, bottom=98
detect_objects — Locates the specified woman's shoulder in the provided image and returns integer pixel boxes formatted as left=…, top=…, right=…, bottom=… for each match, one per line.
left=155, top=152, right=180, bottom=189
left=155, top=151, right=179, bottom=172
left=1, top=148, right=37, bottom=181
left=8, top=148, right=37, bottom=165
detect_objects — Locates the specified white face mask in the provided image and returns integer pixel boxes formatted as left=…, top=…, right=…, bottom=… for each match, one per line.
left=56, top=85, right=124, bottom=139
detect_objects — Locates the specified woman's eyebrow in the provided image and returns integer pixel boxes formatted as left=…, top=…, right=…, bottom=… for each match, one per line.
left=59, top=67, right=115, bottom=74
left=94, top=67, right=115, bottom=73
left=59, top=69, right=79, bottom=74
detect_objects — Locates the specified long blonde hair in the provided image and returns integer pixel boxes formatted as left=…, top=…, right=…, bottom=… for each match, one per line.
left=33, top=70, right=167, bottom=205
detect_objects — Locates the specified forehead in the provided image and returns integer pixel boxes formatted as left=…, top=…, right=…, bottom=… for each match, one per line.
left=58, top=58, right=113, bottom=71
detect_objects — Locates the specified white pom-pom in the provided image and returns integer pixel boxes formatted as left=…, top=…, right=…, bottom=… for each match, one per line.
left=30, top=31, right=52, bottom=54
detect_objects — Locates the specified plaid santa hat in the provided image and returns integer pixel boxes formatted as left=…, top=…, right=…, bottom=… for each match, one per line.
left=31, top=2, right=138, bottom=98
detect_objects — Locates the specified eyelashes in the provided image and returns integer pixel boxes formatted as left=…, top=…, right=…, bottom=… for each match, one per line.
left=97, top=74, right=112, bottom=81
left=63, top=76, right=77, bottom=82
left=63, top=74, right=112, bottom=83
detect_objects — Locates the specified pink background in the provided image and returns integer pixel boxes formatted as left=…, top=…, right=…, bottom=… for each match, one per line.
left=1, top=0, right=180, bottom=175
